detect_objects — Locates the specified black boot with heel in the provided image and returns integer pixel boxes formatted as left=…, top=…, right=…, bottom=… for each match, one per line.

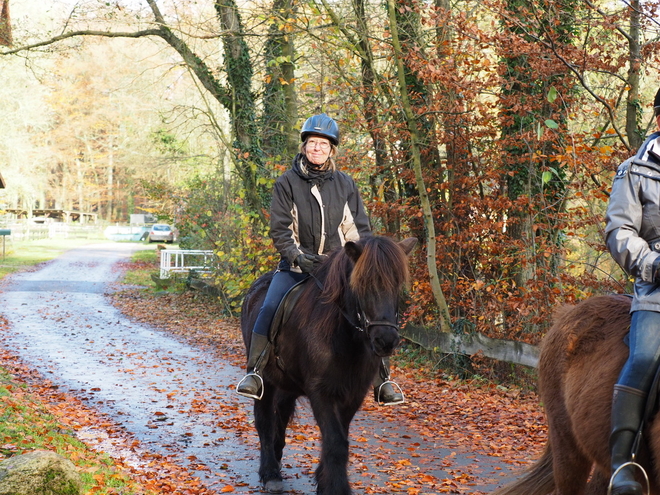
left=373, top=357, right=405, bottom=406
left=609, top=384, right=647, bottom=495
left=236, top=333, right=271, bottom=400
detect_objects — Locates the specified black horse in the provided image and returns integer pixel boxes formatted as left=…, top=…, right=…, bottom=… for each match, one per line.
left=240, top=235, right=417, bottom=494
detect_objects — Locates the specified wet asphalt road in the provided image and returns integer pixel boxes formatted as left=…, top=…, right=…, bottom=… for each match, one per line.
left=0, top=242, right=513, bottom=494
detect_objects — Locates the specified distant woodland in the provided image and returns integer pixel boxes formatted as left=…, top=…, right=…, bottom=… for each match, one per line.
left=1, top=0, right=659, bottom=343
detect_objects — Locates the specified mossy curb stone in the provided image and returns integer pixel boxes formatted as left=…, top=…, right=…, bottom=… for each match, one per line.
left=0, top=450, right=82, bottom=495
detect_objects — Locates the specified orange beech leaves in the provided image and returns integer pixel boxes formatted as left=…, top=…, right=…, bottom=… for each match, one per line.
left=107, top=262, right=548, bottom=493
left=0, top=257, right=548, bottom=494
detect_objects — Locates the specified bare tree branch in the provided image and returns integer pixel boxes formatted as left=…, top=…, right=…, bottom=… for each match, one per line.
left=0, top=17, right=230, bottom=107
left=0, top=29, right=162, bottom=56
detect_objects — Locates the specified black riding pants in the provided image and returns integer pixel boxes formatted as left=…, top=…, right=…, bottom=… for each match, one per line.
left=252, top=269, right=309, bottom=337
left=617, top=309, right=660, bottom=392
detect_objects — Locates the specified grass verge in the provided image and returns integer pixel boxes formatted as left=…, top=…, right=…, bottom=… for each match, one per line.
left=119, top=247, right=160, bottom=287
left=0, top=367, right=147, bottom=494
left=0, top=238, right=103, bottom=279
left=119, top=245, right=194, bottom=293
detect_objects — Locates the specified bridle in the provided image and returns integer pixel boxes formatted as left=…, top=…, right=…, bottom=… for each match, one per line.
left=353, top=300, right=400, bottom=334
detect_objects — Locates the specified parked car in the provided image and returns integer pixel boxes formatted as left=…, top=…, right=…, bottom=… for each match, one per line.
left=148, top=224, right=178, bottom=243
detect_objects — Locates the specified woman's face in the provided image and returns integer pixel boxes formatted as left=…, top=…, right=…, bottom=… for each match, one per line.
left=305, top=136, right=332, bottom=166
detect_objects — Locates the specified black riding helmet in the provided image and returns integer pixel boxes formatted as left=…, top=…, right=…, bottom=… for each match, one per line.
left=300, top=113, right=339, bottom=146
left=655, top=87, right=660, bottom=117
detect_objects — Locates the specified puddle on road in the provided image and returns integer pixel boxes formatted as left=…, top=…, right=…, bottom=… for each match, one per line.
left=0, top=243, right=514, bottom=494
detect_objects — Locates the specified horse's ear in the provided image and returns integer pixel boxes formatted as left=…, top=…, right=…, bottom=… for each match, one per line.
left=344, top=241, right=363, bottom=263
left=399, top=237, right=417, bottom=255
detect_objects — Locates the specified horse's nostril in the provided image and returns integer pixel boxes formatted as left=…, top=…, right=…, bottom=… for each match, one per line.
left=373, top=329, right=400, bottom=356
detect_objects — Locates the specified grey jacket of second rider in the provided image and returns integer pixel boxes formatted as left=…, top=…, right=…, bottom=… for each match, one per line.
left=270, top=154, right=371, bottom=268
left=606, top=131, right=660, bottom=311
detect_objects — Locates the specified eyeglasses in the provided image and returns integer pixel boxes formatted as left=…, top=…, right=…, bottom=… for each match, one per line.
left=307, top=139, right=331, bottom=150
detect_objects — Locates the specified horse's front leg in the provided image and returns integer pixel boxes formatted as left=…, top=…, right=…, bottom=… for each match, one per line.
left=273, top=391, right=297, bottom=467
left=309, top=395, right=357, bottom=495
left=254, top=387, right=285, bottom=493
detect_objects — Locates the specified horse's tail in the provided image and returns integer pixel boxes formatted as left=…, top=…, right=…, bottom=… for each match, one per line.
left=491, top=443, right=555, bottom=495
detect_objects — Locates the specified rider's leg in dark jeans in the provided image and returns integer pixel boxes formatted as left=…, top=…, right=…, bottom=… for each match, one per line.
left=236, top=269, right=307, bottom=399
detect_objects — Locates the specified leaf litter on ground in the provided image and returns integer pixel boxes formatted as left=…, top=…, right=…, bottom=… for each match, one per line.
left=0, top=256, right=548, bottom=494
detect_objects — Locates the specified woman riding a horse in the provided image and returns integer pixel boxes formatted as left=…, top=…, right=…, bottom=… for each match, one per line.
left=236, top=112, right=405, bottom=406
left=605, top=86, right=660, bottom=495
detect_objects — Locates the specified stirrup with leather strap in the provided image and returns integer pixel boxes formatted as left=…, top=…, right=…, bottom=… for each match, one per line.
left=373, top=358, right=405, bottom=405
left=607, top=461, right=649, bottom=495
left=374, top=380, right=405, bottom=406
left=236, top=332, right=271, bottom=400
left=237, top=372, right=265, bottom=400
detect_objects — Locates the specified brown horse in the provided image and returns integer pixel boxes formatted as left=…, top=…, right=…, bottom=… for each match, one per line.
left=492, top=294, right=660, bottom=495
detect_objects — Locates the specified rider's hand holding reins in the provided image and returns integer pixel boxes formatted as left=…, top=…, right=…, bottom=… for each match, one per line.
left=296, top=253, right=317, bottom=273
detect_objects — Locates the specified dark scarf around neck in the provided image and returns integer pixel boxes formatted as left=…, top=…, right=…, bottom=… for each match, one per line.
left=294, top=154, right=334, bottom=186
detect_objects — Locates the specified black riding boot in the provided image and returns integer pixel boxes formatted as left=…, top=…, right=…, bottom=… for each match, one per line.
left=373, top=357, right=405, bottom=406
left=609, top=384, right=647, bottom=495
left=236, top=333, right=270, bottom=400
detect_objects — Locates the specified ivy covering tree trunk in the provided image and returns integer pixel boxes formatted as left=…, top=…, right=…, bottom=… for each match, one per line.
left=215, top=0, right=269, bottom=223
left=262, top=0, right=299, bottom=160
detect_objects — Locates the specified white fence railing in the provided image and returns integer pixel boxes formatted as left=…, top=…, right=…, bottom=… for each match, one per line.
left=0, top=223, right=102, bottom=242
left=159, top=249, right=215, bottom=279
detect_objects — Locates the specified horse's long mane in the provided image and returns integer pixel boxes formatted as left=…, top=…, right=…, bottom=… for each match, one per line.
left=337, top=236, right=409, bottom=302
left=296, top=236, right=410, bottom=337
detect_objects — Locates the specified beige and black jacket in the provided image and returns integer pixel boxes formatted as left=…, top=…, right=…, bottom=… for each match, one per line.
left=270, top=154, right=371, bottom=270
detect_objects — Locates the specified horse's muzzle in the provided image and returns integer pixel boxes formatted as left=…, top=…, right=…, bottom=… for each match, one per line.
left=370, top=324, right=401, bottom=356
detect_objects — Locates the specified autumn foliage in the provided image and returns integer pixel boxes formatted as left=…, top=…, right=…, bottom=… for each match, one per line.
left=4, top=0, right=660, bottom=352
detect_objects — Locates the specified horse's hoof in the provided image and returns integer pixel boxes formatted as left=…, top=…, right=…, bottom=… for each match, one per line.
left=264, top=479, right=284, bottom=493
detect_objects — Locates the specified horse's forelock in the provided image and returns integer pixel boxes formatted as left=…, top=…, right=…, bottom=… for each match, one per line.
left=350, top=237, right=409, bottom=298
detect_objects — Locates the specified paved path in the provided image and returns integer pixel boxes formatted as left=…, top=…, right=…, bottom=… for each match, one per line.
left=0, top=243, right=512, bottom=494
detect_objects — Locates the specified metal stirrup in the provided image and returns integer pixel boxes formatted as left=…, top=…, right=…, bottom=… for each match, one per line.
left=375, top=380, right=405, bottom=405
left=607, top=461, right=649, bottom=495
left=236, top=372, right=265, bottom=401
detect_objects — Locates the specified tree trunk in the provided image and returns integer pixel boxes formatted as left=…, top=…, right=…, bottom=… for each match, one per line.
left=386, top=0, right=451, bottom=332
left=107, top=161, right=114, bottom=223
left=0, top=0, right=12, bottom=47
left=144, top=0, right=267, bottom=224
left=262, top=0, right=298, bottom=158
left=351, top=0, right=399, bottom=234
left=626, top=0, right=642, bottom=149
left=214, top=0, right=268, bottom=222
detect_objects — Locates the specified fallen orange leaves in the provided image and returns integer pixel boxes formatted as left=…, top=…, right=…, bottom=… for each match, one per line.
left=0, top=262, right=549, bottom=495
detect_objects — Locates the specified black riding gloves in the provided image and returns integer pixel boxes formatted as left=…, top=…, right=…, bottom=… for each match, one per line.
left=296, top=253, right=317, bottom=273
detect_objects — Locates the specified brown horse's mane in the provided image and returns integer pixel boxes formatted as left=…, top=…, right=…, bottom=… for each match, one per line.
left=296, top=236, right=410, bottom=338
